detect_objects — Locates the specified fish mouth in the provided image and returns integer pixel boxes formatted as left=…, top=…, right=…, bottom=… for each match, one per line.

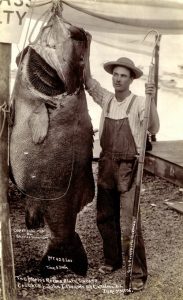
left=27, top=47, right=66, bottom=97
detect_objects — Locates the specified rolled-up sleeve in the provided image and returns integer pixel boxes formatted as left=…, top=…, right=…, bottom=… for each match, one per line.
left=86, top=78, right=113, bottom=108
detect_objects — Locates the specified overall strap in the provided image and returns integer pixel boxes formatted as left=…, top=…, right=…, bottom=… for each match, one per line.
left=126, top=95, right=137, bottom=115
left=106, top=94, right=137, bottom=116
left=106, top=95, right=114, bottom=116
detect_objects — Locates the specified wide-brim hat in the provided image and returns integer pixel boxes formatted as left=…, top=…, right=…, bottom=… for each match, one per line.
left=103, top=57, right=143, bottom=79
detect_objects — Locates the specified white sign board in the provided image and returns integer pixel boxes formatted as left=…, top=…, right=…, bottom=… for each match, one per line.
left=0, top=0, right=30, bottom=43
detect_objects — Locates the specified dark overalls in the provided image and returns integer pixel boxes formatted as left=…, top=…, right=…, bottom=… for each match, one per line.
left=97, top=95, right=147, bottom=282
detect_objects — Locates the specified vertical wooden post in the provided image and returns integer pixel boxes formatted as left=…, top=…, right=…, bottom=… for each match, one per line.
left=152, top=34, right=161, bottom=142
left=0, top=43, right=17, bottom=300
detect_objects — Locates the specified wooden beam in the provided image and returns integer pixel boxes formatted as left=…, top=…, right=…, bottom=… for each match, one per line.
left=164, top=200, right=183, bottom=214
left=145, top=154, right=183, bottom=188
left=0, top=43, right=17, bottom=300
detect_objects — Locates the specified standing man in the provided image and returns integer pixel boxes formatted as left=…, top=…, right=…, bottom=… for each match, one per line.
left=84, top=34, right=160, bottom=292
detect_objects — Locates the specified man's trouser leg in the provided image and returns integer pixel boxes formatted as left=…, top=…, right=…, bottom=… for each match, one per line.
left=120, top=182, right=147, bottom=283
left=97, top=186, right=122, bottom=269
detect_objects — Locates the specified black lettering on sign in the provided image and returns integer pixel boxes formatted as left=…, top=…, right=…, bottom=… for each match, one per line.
left=26, top=0, right=30, bottom=8
left=16, top=10, right=26, bottom=25
left=14, top=0, right=24, bottom=6
left=0, top=0, right=11, bottom=5
left=3, top=10, right=13, bottom=24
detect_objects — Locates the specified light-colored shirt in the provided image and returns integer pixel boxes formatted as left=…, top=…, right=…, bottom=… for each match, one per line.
left=87, top=79, right=146, bottom=151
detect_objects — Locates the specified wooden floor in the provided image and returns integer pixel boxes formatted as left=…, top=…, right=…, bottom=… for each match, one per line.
left=93, top=140, right=183, bottom=187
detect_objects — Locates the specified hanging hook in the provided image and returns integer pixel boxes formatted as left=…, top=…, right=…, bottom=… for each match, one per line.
left=142, top=29, right=160, bottom=64
left=143, top=30, right=160, bottom=84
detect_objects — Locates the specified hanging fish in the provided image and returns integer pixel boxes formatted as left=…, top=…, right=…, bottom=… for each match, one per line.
left=9, top=5, right=94, bottom=276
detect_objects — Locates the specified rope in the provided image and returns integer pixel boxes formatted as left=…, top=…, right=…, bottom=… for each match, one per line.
left=13, top=155, right=75, bottom=201
left=0, top=102, right=9, bottom=138
left=10, top=0, right=53, bottom=111
left=28, top=8, right=52, bottom=45
left=28, top=1, right=63, bottom=45
left=10, top=0, right=36, bottom=108
left=30, top=0, right=52, bottom=8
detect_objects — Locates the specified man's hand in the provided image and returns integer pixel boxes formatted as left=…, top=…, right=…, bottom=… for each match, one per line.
left=146, top=82, right=160, bottom=134
left=85, top=31, right=92, bottom=48
left=145, top=83, right=156, bottom=97
left=84, top=31, right=92, bottom=62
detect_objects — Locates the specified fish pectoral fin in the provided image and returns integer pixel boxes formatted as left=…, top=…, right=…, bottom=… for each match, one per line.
left=28, top=103, right=49, bottom=144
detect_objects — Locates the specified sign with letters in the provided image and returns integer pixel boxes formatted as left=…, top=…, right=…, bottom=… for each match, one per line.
left=0, top=0, right=31, bottom=43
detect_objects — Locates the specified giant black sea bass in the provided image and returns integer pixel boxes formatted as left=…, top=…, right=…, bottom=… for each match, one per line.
left=9, top=3, right=95, bottom=276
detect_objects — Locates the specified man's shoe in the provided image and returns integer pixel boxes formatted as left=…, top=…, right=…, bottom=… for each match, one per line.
left=98, top=265, right=114, bottom=274
left=98, top=264, right=121, bottom=274
left=132, top=278, right=145, bottom=292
